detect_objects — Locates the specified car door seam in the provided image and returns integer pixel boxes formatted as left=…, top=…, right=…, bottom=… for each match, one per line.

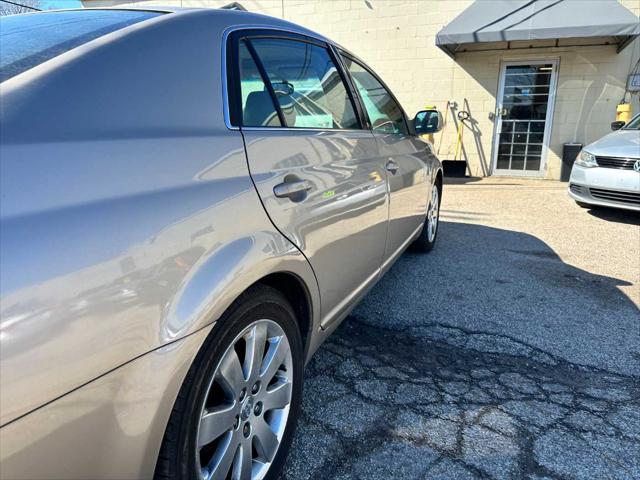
left=238, top=130, right=323, bottom=301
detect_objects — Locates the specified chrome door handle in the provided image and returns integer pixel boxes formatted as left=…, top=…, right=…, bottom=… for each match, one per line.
left=386, top=160, right=399, bottom=175
left=273, top=179, right=313, bottom=199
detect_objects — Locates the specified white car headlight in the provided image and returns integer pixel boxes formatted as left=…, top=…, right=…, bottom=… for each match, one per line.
left=575, top=150, right=598, bottom=168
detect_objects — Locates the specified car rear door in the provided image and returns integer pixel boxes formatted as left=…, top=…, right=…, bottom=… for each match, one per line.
left=227, top=30, right=388, bottom=327
left=340, top=54, right=432, bottom=265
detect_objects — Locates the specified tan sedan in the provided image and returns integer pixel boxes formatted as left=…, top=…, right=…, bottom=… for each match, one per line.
left=0, top=7, right=443, bottom=479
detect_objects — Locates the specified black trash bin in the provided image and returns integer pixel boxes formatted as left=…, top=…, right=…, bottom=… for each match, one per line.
left=561, top=143, right=582, bottom=181
left=442, top=160, right=467, bottom=177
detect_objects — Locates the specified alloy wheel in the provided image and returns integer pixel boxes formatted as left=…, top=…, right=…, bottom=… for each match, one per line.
left=195, top=319, right=293, bottom=480
left=427, top=186, right=440, bottom=242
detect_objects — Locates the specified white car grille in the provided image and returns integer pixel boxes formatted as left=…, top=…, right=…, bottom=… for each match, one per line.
left=595, top=156, right=637, bottom=170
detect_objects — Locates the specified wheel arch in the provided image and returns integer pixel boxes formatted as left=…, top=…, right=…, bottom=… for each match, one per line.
left=255, top=272, right=314, bottom=358
left=150, top=268, right=317, bottom=479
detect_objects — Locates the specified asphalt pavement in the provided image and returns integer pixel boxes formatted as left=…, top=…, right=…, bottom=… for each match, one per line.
left=281, top=178, right=640, bottom=480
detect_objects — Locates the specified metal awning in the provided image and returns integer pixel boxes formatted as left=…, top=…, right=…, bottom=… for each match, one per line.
left=436, top=0, right=640, bottom=58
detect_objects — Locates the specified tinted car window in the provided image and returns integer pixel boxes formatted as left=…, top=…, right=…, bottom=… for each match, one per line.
left=238, top=40, right=282, bottom=127
left=248, top=38, right=359, bottom=129
left=624, top=114, right=640, bottom=130
left=342, top=56, right=408, bottom=135
left=0, top=10, right=162, bottom=83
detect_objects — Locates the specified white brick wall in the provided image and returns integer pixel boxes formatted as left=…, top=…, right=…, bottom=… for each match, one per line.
left=83, top=0, right=640, bottom=179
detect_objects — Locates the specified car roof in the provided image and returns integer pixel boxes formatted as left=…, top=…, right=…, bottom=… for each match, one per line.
left=0, top=5, right=350, bottom=143
left=58, top=6, right=334, bottom=44
left=10, top=7, right=356, bottom=67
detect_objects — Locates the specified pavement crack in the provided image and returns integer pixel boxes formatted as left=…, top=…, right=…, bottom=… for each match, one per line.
left=282, top=317, right=640, bottom=480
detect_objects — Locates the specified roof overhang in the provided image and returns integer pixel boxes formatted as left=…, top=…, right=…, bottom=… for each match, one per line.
left=436, top=0, right=640, bottom=59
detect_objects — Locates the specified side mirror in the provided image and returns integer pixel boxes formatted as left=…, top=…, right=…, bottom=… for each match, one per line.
left=414, top=110, right=443, bottom=134
left=611, top=121, right=625, bottom=131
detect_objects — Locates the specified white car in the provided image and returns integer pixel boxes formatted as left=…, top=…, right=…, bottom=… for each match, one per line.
left=568, top=114, right=640, bottom=212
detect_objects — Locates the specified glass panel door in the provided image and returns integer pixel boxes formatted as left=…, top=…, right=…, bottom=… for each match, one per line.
left=493, top=62, right=557, bottom=175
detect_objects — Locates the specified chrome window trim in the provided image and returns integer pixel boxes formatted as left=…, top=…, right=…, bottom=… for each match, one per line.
left=221, top=24, right=363, bottom=133
left=240, top=126, right=369, bottom=133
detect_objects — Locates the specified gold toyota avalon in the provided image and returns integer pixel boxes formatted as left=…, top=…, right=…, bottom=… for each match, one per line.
left=0, top=7, right=443, bottom=479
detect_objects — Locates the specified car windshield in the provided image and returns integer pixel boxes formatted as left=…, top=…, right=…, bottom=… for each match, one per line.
left=623, top=114, right=640, bottom=130
left=0, top=10, right=162, bottom=83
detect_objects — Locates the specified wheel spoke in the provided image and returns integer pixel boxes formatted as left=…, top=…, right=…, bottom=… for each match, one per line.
left=253, top=417, right=279, bottom=462
left=233, top=441, right=253, bottom=480
left=198, top=404, right=237, bottom=448
left=262, top=378, right=292, bottom=412
left=260, top=336, right=287, bottom=384
left=426, top=188, right=439, bottom=242
left=217, top=348, right=245, bottom=395
left=208, top=432, right=239, bottom=480
left=244, top=323, right=267, bottom=383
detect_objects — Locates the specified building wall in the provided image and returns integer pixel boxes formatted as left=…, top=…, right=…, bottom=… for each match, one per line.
left=84, top=0, right=640, bottom=179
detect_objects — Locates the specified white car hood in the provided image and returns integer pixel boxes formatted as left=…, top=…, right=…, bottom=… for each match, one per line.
left=585, top=130, right=640, bottom=159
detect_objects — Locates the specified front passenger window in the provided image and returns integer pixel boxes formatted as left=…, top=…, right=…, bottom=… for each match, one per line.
left=342, top=56, right=408, bottom=135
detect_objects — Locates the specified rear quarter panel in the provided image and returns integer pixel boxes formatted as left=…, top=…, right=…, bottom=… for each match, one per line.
left=0, top=325, right=213, bottom=479
left=0, top=10, right=319, bottom=427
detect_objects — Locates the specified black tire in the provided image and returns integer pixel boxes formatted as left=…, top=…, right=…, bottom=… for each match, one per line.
left=411, top=179, right=442, bottom=253
left=154, top=284, right=304, bottom=480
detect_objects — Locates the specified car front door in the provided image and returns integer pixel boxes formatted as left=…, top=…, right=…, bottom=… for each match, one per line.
left=340, top=54, right=432, bottom=266
left=228, top=31, right=388, bottom=327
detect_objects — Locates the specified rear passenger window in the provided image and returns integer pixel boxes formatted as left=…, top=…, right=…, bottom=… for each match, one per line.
left=243, top=37, right=360, bottom=130
left=238, top=40, right=282, bottom=127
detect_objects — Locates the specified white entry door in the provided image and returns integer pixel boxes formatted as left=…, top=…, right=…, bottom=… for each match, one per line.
left=492, top=60, right=558, bottom=176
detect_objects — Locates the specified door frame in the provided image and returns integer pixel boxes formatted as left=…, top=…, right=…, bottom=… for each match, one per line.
left=490, top=58, right=559, bottom=177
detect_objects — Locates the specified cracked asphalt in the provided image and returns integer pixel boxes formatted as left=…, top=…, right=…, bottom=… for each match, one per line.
left=282, top=178, right=640, bottom=480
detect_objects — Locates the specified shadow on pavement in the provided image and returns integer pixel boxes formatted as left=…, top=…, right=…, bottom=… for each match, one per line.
left=282, top=221, right=640, bottom=480
left=443, top=176, right=483, bottom=185
left=443, top=177, right=524, bottom=186
left=586, top=206, right=640, bottom=226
